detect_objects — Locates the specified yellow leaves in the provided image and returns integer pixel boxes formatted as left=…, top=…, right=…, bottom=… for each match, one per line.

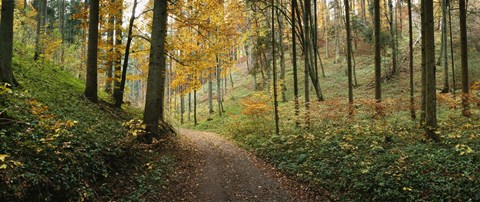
left=145, top=162, right=154, bottom=170
left=0, top=154, right=9, bottom=162
left=0, top=154, right=23, bottom=169
left=403, top=187, right=413, bottom=192
left=0, top=83, right=13, bottom=94
left=241, top=92, right=272, bottom=117
left=124, top=119, right=146, bottom=137
left=455, top=144, right=475, bottom=155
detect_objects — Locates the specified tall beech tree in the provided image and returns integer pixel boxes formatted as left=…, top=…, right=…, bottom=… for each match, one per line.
left=344, top=0, right=353, bottom=113
left=114, top=0, right=138, bottom=108
left=422, top=0, right=440, bottom=142
left=459, top=0, right=470, bottom=116
left=292, top=0, right=299, bottom=125
left=272, top=0, right=279, bottom=135
left=0, top=0, right=15, bottom=85
left=374, top=0, right=382, bottom=116
left=84, top=0, right=100, bottom=102
left=143, top=0, right=168, bottom=141
left=408, top=0, right=415, bottom=119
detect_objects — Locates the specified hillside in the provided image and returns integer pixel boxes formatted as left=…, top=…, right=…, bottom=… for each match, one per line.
left=0, top=53, right=175, bottom=201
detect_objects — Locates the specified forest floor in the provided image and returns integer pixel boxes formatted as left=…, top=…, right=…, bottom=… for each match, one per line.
left=162, top=128, right=320, bottom=201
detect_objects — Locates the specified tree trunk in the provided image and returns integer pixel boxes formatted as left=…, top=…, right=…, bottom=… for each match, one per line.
left=459, top=0, right=469, bottom=116
left=84, top=0, right=100, bottom=102
left=113, top=0, right=123, bottom=102
left=105, top=3, right=114, bottom=94
left=216, top=61, right=222, bottom=116
left=60, top=0, right=65, bottom=68
left=448, top=0, right=455, bottom=96
left=0, top=0, right=15, bottom=85
left=388, top=0, right=397, bottom=75
left=344, top=0, right=353, bottom=114
left=194, top=89, right=197, bottom=126
left=276, top=0, right=287, bottom=102
left=292, top=0, right=299, bottom=125
left=407, top=0, right=415, bottom=120
left=304, top=0, right=311, bottom=126
left=324, top=0, right=330, bottom=58
left=334, top=0, right=340, bottom=63
left=272, top=0, right=280, bottom=135
left=374, top=0, right=382, bottom=115
left=423, top=0, right=440, bottom=141
left=180, top=94, right=184, bottom=124
left=143, top=0, right=168, bottom=141
left=208, top=71, right=214, bottom=114
left=441, top=0, right=449, bottom=93
left=114, top=0, right=137, bottom=108
left=34, top=0, right=46, bottom=61
left=188, top=92, right=191, bottom=122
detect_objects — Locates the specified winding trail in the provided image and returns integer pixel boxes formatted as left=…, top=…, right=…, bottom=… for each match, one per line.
left=167, top=128, right=315, bottom=201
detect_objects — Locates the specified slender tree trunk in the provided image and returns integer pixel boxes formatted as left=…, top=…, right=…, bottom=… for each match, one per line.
left=374, top=0, right=382, bottom=113
left=105, top=5, right=114, bottom=94
left=448, top=1, right=455, bottom=96
left=423, top=0, right=440, bottom=141
left=0, top=0, right=15, bottom=85
left=113, top=0, right=123, bottom=101
left=114, top=0, right=137, bottom=108
left=272, top=0, right=280, bottom=135
left=60, top=0, right=65, bottom=68
left=334, top=0, right=340, bottom=63
left=292, top=0, right=300, bottom=126
left=208, top=71, right=214, bottom=114
left=188, top=92, right=191, bottom=122
left=194, top=89, right=197, bottom=126
left=143, top=0, right=168, bottom=141
left=216, top=60, right=223, bottom=116
left=388, top=0, right=397, bottom=75
left=344, top=0, right=353, bottom=115
left=180, top=94, right=184, bottom=124
left=276, top=0, right=287, bottom=102
left=459, top=0, right=470, bottom=116
left=34, top=0, right=45, bottom=61
left=84, top=0, right=100, bottom=102
left=408, top=0, right=416, bottom=120
left=304, top=0, right=311, bottom=126
left=441, top=0, right=449, bottom=93
left=324, top=0, right=330, bottom=58
left=420, top=0, right=426, bottom=122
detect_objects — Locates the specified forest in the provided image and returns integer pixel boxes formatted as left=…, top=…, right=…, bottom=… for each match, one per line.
left=0, top=0, right=479, bottom=200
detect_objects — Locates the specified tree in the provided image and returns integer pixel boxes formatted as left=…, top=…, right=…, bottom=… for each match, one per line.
left=304, top=0, right=311, bottom=126
left=114, top=0, right=137, bottom=108
left=104, top=0, right=115, bottom=94
left=84, top=0, right=99, bottom=102
left=292, top=0, right=299, bottom=125
left=407, top=0, right=415, bottom=119
left=374, top=0, right=382, bottom=116
left=143, top=0, right=168, bottom=141
left=344, top=0, right=353, bottom=114
left=388, top=0, right=397, bottom=75
left=33, top=0, right=47, bottom=61
left=459, top=0, right=469, bottom=116
left=272, top=0, right=279, bottom=135
left=0, top=0, right=15, bottom=85
left=441, top=0, right=449, bottom=93
left=448, top=0, right=455, bottom=96
left=422, top=0, right=440, bottom=141
left=113, top=0, right=123, bottom=105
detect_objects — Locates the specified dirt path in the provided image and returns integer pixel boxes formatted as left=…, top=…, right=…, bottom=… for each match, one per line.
left=168, top=128, right=314, bottom=202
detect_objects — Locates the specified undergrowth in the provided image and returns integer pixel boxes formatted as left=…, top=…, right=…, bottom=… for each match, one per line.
left=0, top=51, right=172, bottom=201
